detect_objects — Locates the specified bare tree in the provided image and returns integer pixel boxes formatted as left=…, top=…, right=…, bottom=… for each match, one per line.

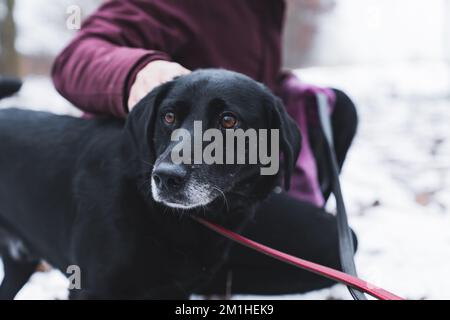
left=0, top=0, right=19, bottom=76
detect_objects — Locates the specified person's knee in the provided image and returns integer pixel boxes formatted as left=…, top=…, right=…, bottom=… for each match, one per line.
left=331, top=88, right=358, bottom=137
left=351, top=228, right=359, bottom=254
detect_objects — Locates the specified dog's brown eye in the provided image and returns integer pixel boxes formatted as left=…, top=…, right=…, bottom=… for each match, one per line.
left=220, top=113, right=238, bottom=129
left=164, top=112, right=176, bottom=125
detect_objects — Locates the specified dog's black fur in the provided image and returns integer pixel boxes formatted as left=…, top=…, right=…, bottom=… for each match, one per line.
left=0, top=69, right=301, bottom=299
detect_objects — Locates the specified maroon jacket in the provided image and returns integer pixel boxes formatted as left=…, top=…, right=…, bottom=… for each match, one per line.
left=52, top=0, right=285, bottom=118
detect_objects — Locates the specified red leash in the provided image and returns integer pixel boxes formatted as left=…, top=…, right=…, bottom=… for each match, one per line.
left=193, top=217, right=404, bottom=301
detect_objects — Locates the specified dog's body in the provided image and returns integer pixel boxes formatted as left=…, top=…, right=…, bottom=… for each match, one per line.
left=0, top=70, right=300, bottom=299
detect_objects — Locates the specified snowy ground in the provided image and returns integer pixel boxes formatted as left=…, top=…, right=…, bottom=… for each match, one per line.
left=0, top=62, right=449, bottom=300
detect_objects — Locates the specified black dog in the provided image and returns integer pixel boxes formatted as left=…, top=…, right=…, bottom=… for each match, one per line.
left=0, top=69, right=301, bottom=299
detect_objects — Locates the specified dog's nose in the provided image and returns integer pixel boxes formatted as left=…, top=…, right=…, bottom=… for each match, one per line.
left=152, top=163, right=187, bottom=190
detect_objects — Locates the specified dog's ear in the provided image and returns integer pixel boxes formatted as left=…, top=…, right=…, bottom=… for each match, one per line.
left=125, top=81, right=174, bottom=164
left=269, top=96, right=302, bottom=191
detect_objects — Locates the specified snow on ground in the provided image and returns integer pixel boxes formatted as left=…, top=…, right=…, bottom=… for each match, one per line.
left=299, top=61, right=450, bottom=300
left=0, top=62, right=449, bottom=300
left=0, top=75, right=81, bottom=116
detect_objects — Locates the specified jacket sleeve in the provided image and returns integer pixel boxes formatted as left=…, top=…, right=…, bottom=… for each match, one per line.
left=52, top=0, right=186, bottom=118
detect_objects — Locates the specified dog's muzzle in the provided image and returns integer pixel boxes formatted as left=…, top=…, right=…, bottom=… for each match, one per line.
left=152, top=162, right=187, bottom=191
left=151, top=162, right=216, bottom=209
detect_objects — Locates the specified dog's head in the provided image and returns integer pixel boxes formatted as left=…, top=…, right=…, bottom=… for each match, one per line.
left=126, top=69, right=301, bottom=210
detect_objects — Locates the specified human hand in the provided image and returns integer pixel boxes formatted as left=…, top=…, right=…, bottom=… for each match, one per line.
left=128, top=60, right=190, bottom=111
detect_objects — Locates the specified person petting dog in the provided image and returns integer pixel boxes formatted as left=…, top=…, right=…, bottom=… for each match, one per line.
left=52, top=0, right=358, bottom=296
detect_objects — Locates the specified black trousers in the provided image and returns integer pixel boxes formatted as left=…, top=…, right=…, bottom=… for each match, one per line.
left=197, top=89, right=358, bottom=295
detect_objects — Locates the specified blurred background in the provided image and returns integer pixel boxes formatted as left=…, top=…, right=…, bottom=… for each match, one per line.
left=1, top=0, right=449, bottom=300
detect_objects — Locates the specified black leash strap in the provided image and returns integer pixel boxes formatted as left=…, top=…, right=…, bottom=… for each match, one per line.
left=316, top=93, right=367, bottom=300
